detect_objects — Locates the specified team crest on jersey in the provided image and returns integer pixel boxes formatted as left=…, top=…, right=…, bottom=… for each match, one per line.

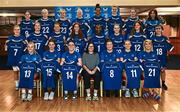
left=103, top=8, right=108, bottom=11
left=84, top=8, right=90, bottom=12
left=85, top=14, right=90, bottom=19
left=66, top=8, right=72, bottom=11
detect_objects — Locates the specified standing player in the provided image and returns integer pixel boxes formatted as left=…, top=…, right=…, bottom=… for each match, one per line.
left=41, top=39, right=61, bottom=100
left=49, top=22, right=66, bottom=52
left=5, top=25, right=27, bottom=90
left=90, top=4, right=107, bottom=35
left=28, top=22, right=48, bottom=57
left=68, top=23, right=87, bottom=55
left=151, top=25, right=174, bottom=90
left=38, top=9, right=54, bottom=37
left=19, top=42, right=41, bottom=101
left=144, top=9, right=165, bottom=38
left=19, top=11, right=34, bottom=38
left=100, top=39, right=122, bottom=97
left=119, top=40, right=139, bottom=97
left=60, top=40, right=82, bottom=100
left=139, top=39, right=161, bottom=100
left=57, top=9, right=71, bottom=38
left=71, top=8, right=91, bottom=39
left=109, top=24, right=125, bottom=54
left=129, top=21, right=146, bottom=53
left=107, top=6, right=124, bottom=36
left=90, top=25, right=106, bottom=53
left=123, top=8, right=141, bottom=39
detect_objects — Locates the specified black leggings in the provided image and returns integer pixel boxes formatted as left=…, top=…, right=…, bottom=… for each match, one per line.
left=82, top=70, right=101, bottom=90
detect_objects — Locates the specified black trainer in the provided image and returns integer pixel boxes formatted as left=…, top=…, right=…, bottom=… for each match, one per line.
left=162, top=83, right=168, bottom=90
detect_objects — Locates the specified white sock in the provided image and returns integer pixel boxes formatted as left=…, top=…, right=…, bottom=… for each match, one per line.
left=94, top=89, right=98, bottom=96
left=22, top=89, right=26, bottom=94
left=28, top=89, right=32, bottom=94
left=86, top=89, right=90, bottom=96
left=64, top=91, right=68, bottom=95
left=15, top=80, right=19, bottom=86
left=73, top=90, right=77, bottom=95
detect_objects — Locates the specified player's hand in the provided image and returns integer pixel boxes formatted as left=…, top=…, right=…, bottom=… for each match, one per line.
left=87, top=69, right=92, bottom=75
left=91, top=70, right=95, bottom=75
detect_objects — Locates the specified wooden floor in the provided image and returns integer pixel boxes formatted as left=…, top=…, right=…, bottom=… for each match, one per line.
left=0, top=70, right=180, bottom=112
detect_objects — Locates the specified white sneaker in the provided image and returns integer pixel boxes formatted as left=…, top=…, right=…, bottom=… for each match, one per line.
left=85, top=96, right=91, bottom=101
left=21, top=93, right=26, bottom=101
left=33, top=82, right=36, bottom=88
left=44, top=92, right=49, bottom=100
left=15, top=82, right=19, bottom=90
left=92, top=95, right=99, bottom=101
left=125, top=89, right=130, bottom=98
left=26, top=93, right=32, bottom=101
left=64, top=94, right=68, bottom=100
left=132, top=89, right=139, bottom=98
left=48, top=92, right=55, bottom=100
left=72, top=93, right=77, bottom=100
left=122, top=86, right=126, bottom=91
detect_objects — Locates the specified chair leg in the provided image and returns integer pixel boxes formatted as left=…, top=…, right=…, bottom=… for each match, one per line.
left=79, top=80, right=82, bottom=97
left=58, top=80, right=60, bottom=97
left=81, top=80, right=84, bottom=97
left=61, top=83, right=63, bottom=97
left=39, top=81, right=42, bottom=97
left=100, top=81, right=103, bottom=97
left=139, top=80, right=143, bottom=97
left=139, top=88, right=142, bottom=97
left=36, top=80, right=39, bottom=97
left=119, top=90, right=122, bottom=97
left=19, top=89, right=21, bottom=97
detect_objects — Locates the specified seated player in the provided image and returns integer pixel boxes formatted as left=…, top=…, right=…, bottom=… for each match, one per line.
left=41, top=39, right=61, bottom=100
left=82, top=42, right=100, bottom=101
left=60, top=40, right=82, bottom=100
left=120, top=40, right=140, bottom=97
left=5, top=25, right=27, bottom=90
left=139, top=39, right=161, bottom=100
left=27, top=22, right=48, bottom=57
left=18, top=42, right=41, bottom=101
left=49, top=22, right=66, bottom=52
left=100, top=39, right=122, bottom=97
left=151, top=25, right=174, bottom=90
